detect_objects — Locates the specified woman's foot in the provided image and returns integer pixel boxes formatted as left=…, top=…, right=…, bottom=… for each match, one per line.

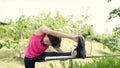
left=73, top=36, right=86, bottom=58
left=71, top=50, right=77, bottom=57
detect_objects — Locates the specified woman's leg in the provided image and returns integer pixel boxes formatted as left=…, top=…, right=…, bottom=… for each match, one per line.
left=44, top=52, right=71, bottom=56
left=34, top=52, right=72, bottom=62
left=24, top=57, right=35, bottom=68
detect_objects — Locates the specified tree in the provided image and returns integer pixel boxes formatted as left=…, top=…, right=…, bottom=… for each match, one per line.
left=0, top=22, right=8, bottom=49
left=3, top=15, right=32, bottom=58
left=107, top=0, right=120, bottom=20
left=100, top=0, right=120, bottom=52
left=108, top=8, right=120, bottom=20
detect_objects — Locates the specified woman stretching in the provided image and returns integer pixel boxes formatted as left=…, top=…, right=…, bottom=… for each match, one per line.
left=24, top=26, right=86, bottom=68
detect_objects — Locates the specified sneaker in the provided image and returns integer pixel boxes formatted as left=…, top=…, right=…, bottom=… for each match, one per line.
left=74, top=36, right=86, bottom=58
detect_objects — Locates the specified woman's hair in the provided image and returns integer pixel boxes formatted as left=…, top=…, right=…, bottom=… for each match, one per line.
left=47, top=34, right=61, bottom=47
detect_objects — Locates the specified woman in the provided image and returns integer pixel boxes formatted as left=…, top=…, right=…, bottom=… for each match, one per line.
left=24, top=26, right=85, bottom=68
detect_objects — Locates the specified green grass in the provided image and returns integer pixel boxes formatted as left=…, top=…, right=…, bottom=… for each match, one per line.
left=49, top=57, right=120, bottom=68
left=75, top=57, right=120, bottom=68
left=0, top=48, right=24, bottom=68
left=0, top=39, right=115, bottom=68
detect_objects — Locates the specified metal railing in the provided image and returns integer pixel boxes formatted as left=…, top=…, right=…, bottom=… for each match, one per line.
left=45, top=54, right=120, bottom=68
left=45, top=54, right=120, bottom=61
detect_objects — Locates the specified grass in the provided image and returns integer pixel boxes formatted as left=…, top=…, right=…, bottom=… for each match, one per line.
left=48, top=57, right=120, bottom=68
left=0, top=39, right=114, bottom=68
left=0, top=48, right=24, bottom=68
left=75, top=57, right=120, bottom=68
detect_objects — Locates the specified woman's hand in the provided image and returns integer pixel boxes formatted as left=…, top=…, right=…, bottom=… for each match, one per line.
left=72, top=35, right=85, bottom=42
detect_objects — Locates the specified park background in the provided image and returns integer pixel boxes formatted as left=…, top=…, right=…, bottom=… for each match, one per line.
left=0, top=0, right=120, bottom=68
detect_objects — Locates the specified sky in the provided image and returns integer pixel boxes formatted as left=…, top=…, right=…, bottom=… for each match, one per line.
left=0, top=0, right=120, bottom=34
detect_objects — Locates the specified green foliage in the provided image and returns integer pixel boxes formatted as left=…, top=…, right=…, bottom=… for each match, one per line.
left=41, top=12, right=70, bottom=33
left=49, top=63, right=56, bottom=68
left=0, top=40, right=11, bottom=49
left=0, top=43, right=3, bottom=49
left=91, top=34, right=104, bottom=42
left=107, top=0, right=120, bottom=20
left=7, top=15, right=32, bottom=39
left=23, top=12, right=73, bottom=35
left=108, top=8, right=120, bottom=20
left=100, top=24, right=120, bottom=52
left=106, top=0, right=120, bottom=52
left=80, top=24, right=95, bottom=38
left=113, top=25, right=120, bottom=37
left=60, top=61, right=66, bottom=68
left=80, top=57, right=120, bottom=68
left=49, top=57, right=120, bottom=68
left=101, top=35, right=120, bottom=52
left=0, top=15, right=33, bottom=57
left=48, top=56, right=118, bottom=68
left=0, top=25, right=7, bottom=38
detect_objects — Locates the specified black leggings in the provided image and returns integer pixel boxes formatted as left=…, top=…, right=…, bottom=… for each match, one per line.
left=24, top=52, right=71, bottom=68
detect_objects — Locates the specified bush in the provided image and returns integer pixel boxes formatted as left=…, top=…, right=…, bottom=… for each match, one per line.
left=89, top=34, right=104, bottom=42
left=102, top=35, right=120, bottom=52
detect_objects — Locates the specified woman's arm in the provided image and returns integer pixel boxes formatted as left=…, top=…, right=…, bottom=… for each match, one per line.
left=34, top=26, right=75, bottom=41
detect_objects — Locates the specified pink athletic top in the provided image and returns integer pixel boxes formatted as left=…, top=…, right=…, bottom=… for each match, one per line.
left=25, top=34, right=49, bottom=58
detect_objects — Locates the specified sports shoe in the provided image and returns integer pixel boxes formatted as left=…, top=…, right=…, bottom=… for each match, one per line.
left=74, top=36, right=86, bottom=58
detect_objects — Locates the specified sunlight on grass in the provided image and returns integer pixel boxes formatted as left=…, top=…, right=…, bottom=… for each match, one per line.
left=0, top=61, right=24, bottom=68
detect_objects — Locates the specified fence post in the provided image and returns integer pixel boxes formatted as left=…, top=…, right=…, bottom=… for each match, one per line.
left=69, top=59, right=73, bottom=68
left=69, top=48, right=73, bottom=68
